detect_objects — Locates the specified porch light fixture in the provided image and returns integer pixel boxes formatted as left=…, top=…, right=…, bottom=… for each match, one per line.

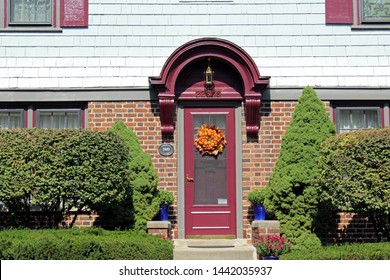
left=204, top=58, right=214, bottom=89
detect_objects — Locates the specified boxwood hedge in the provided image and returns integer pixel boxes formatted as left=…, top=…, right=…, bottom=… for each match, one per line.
left=0, top=129, right=130, bottom=227
left=281, top=242, right=390, bottom=260
left=0, top=228, right=173, bottom=260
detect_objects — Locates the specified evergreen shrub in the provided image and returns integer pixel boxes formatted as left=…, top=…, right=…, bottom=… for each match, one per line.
left=247, top=188, right=267, bottom=205
left=0, top=228, right=173, bottom=260
left=282, top=242, right=390, bottom=260
left=318, top=127, right=390, bottom=241
left=158, top=190, right=174, bottom=205
left=0, top=129, right=129, bottom=227
left=264, top=86, right=336, bottom=244
left=109, top=121, right=160, bottom=231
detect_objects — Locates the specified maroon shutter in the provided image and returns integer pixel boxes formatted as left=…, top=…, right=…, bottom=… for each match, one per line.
left=325, top=0, right=353, bottom=24
left=60, top=0, right=88, bottom=27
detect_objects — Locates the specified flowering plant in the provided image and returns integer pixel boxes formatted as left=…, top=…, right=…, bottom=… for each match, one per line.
left=194, top=124, right=227, bottom=156
left=256, top=235, right=292, bottom=257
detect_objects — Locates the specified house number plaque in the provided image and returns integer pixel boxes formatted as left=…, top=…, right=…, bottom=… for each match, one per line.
left=158, top=143, right=174, bottom=157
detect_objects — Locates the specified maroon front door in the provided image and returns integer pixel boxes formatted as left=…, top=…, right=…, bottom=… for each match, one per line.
left=184, top=107, right=236, bottom=237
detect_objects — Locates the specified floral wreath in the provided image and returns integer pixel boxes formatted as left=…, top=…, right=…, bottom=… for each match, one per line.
left=194, top=124, right=227, bottom=156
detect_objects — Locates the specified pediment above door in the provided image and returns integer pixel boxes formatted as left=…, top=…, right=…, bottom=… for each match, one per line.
left=149, top=37, right=270, bottom=135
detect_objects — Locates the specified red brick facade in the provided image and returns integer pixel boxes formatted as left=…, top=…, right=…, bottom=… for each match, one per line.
left=86, top=99, right=376, bottom=242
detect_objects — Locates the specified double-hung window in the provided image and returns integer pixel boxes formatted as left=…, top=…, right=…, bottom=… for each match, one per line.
left=337, top=107, right=381, bottom=133
left=9, top=0, right=52, bottom=26
left=37, top=109, right=82, bottom=129
left=0, top=109, right=24, bottom=129
left=0, top=0, right=88, bottom=30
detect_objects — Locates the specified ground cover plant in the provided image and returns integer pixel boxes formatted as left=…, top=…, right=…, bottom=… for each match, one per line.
left=0, top=228, right=173, bottom=260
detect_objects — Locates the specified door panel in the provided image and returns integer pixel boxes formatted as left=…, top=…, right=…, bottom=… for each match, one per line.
left=184, top=107, right=236, bottom=237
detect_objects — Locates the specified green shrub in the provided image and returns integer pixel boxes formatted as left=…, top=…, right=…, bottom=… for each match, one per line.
left=264, top=86, right=336, bottom=244
left=158, top=190, right=174, bottom=205
left=247, top=188, right=267, bottom=205
left=282, top=242, right=390, bottom=260
left=109, top=121, right=160, bottom=231
left=0, top=129, right=130, bottom=227
left=318, top=127, right=390, bottom=241
left=0, top=229, right=173, bottom=260
left=292, top=232, right=322, bottom=251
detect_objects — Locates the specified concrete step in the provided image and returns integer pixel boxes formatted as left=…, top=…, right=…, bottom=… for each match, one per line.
left=173, top=239, right=256, bottom=260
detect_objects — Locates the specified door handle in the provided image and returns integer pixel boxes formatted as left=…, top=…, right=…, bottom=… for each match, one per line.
left=186, top=175, right=194, bottom=183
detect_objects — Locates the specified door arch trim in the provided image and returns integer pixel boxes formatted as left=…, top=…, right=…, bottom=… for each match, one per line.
left=150, top=37, right=270, bottom=135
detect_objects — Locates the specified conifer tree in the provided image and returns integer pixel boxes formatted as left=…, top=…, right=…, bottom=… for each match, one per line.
left=264, top=86, right=336, bottom=244
left=109, top=121, right=160, bottom=231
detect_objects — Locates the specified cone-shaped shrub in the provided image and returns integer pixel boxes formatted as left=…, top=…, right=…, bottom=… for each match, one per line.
left=109, top=121, right=160, bottom=231
left=264, top=86, right=336, bottom=244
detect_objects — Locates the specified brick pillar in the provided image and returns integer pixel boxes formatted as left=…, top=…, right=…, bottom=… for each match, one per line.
left=147, top=221, right=172, bottom=240
left=251, top=220, right=280, bottom=245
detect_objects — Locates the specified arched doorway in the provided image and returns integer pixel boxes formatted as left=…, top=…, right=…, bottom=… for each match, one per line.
left=150, top=38, right=269, bottom=238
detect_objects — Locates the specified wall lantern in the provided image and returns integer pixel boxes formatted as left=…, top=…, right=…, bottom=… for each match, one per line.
left=204, top=58, right=214, bottom=89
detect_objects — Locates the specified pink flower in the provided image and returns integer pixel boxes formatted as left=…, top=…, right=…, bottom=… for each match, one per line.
left=256, top=235, right=292, bottom=257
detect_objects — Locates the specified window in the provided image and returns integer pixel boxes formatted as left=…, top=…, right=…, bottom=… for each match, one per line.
left=325, top=0, right=390, bottom=27
left=0, top=0, right=88, bottom=30
left=362, top=0, right=390, bottom=23
left=0, top=109, right=24, bottom=129
left=9, top=0, right=52, bottom=25
left=337, top=108, right=381, bottom=133
left=37, top=109, right=82, bottom=129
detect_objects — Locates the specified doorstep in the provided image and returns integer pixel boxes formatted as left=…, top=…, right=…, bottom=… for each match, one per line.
left=173, top=239, right=256, bottom=260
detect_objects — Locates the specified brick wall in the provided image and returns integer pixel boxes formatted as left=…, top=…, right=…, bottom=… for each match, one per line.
left=241, top=101, right=297, bottom=238
left=86, top=100, right=375, bottom=242
left=330, top=212, right=377, bottom=243
left=88, top=101, right=179, bottom=237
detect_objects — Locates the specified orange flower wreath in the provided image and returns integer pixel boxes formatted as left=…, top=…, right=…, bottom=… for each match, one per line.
left=194, top=124, right=227, bottom=156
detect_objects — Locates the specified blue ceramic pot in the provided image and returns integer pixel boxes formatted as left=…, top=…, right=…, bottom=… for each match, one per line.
left=254, top=204, right=266, bottom=220
left=160, top=204, right=169, bottom=221
left=263, top=256, right=279, bottom=260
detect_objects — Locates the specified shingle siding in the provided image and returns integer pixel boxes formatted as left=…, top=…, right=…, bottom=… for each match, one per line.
left=1, top=0, right=390, bottom=89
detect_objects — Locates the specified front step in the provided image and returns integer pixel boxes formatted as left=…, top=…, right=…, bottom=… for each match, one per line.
left=173, top=239, right=256, bottom=260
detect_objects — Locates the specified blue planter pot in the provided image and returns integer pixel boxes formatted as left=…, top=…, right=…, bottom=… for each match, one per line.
left=160, top=204, right=169, bottom=221
left=254, top=204, right=266, bottom=220
left=263, top=256, right=279, bottom=260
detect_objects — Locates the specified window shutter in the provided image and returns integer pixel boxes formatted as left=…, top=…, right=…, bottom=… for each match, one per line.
left=60, top=0, right=88, bottom=27
left=325, top=0, right=353, bottom=24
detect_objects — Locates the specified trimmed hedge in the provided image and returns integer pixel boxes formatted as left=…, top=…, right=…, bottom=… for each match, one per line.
left=0, top=129, right=130, bottom=227
left=318, top=127, right=390, bottom=241
left=0, top=228, right=173, bottom=260
left=282, top=242, right=390, bottom=260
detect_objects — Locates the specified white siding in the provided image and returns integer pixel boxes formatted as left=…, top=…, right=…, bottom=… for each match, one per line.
left=0, top=0, right=390, bottom=89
